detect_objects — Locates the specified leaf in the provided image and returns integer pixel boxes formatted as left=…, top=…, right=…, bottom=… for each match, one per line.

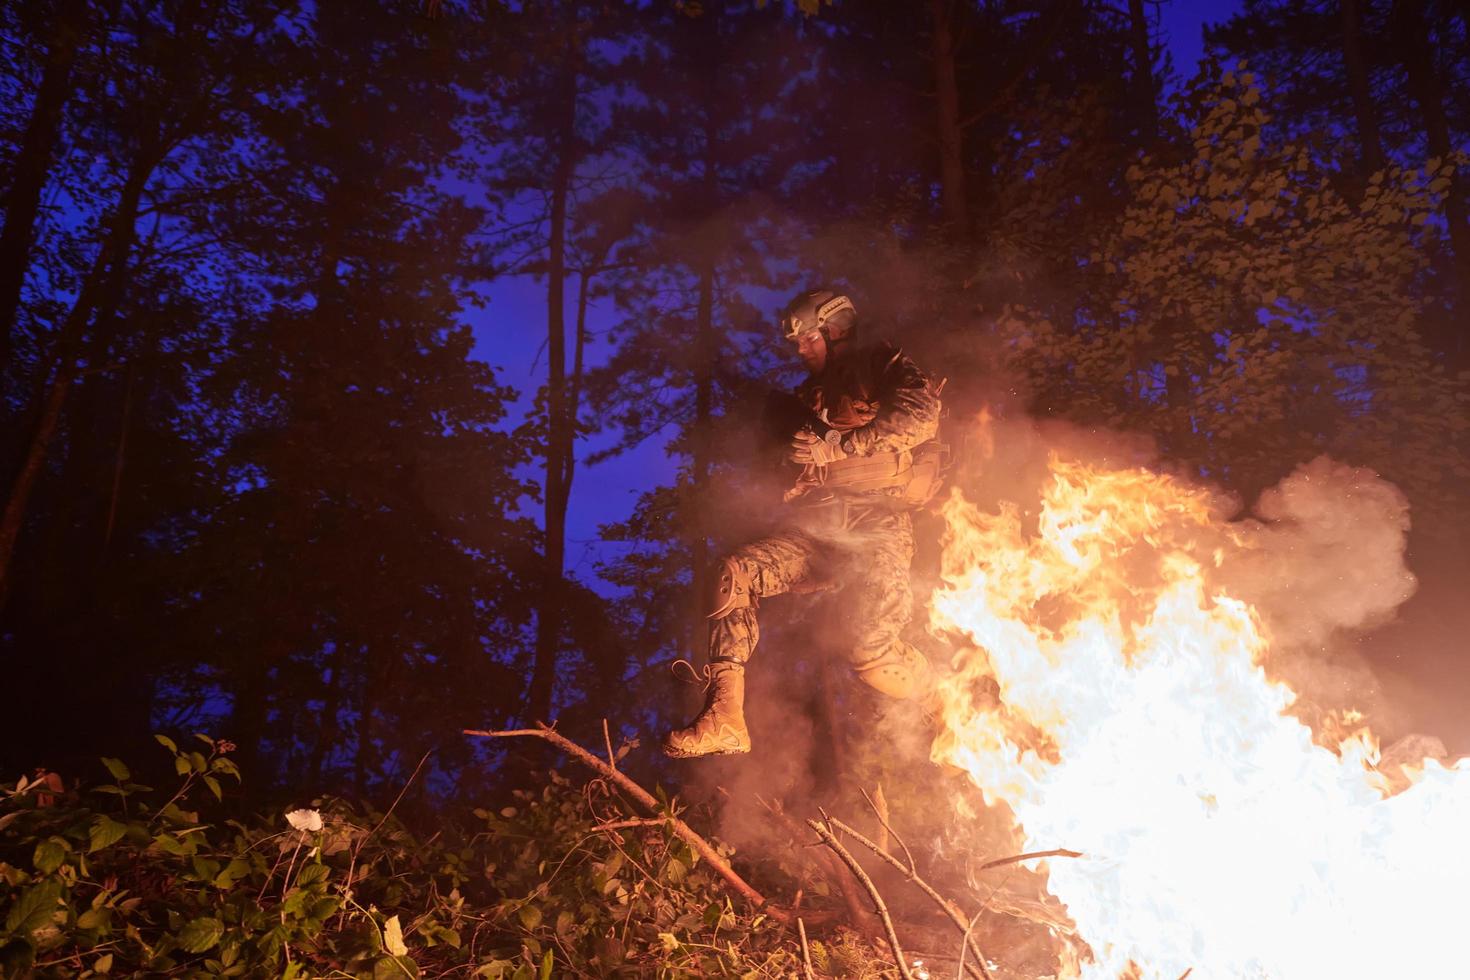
left=384, top=914, right=408, bottom=956
left=203, top=775, right=222, bottom=801
left=374, top=955, right=420, bottom=980
left=77, top=907, right=109, bottom=931
left=154, top=735, right=178, bottom=754
left=177, top=916, right=223, bottom=953
left=213, top=858, right=251, bottom=890
left=517, top=904, right=542, bottom=930
left=94, top=952, right=113, bottom=974
left=33, top=838, right=68, bottom=873
left=100, top=757, right=131, bottom=782
left=89, top=816, right=128, bottom=853
left=296, top=863, right=329, bottom=887
left=537, top=949, right=554, bottom=980
left=5, top=879, right=62, bottom=934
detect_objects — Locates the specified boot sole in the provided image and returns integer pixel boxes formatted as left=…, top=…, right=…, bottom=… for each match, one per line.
left=661, top=743, right=751, bottom=760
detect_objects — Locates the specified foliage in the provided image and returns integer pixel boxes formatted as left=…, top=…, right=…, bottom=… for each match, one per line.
left=997, top=63, right=1468, bottom=505
left=0, top=738, right=821, bottom=979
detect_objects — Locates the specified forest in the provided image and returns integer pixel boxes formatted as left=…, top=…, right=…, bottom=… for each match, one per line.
left=2, top=0, right=1468, bottom=977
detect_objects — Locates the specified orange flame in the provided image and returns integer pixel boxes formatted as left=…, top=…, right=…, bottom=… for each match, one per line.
left=929, top=454, right=1470, bottom=979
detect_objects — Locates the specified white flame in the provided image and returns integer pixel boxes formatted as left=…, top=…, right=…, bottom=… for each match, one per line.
left=929, top=455, right=1470, bottom=979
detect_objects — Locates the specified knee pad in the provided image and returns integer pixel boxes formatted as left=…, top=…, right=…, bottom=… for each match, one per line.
left=852, top=644, right=933, bottom=700
left=707, top=556, right=754, bottom=620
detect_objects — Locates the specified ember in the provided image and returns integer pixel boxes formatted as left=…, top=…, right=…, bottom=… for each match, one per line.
left=930, top=454, right=1470, bottom=979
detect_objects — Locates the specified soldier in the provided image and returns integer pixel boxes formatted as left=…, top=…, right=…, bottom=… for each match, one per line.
left=663, top=288, right=946, bottom=759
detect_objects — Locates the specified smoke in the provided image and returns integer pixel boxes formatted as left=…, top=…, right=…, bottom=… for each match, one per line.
left=1213, top=455, right=1419, bottom=737
left=934, top=415, right=1424, bottom=738
left=1215, top=456, right=1417, bottom=651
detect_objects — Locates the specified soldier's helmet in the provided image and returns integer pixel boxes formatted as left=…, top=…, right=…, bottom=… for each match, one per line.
left=779, top=288, right=856, bottom=344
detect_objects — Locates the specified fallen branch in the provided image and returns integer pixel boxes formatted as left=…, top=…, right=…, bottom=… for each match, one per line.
left=809, top=815, right=913, bottom=980
left=978, top=848, right=1083, bottom=871
left=464, top=724, right=778, bottom=918
left=829, top=816, right=992, bottom=980
left=956, top=909, right=983, bottom=980
left=798, top=918, right=815, bottom=980
left=757, top=794, right=875, bottom=931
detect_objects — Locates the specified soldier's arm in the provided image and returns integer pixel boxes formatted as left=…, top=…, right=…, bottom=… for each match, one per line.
left=842, top=346, right=940, bottom=456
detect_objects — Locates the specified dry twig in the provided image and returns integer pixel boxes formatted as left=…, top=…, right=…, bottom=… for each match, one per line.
left=978, top=848, right=1083, bottom=871
left=464, top=723, right=780, bottom=918
left=798, top=917, right=815, bottom=980
left=829, top=816, right=992, bottom=980
left=757, top=795, right=874, bottom=930
left=809, top=815, right=913, bottom=980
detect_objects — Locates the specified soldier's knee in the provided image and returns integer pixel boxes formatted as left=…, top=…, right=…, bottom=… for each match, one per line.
left=707, top=555, right=754, bottom=620
left=852, top=643, right=933, bottom=700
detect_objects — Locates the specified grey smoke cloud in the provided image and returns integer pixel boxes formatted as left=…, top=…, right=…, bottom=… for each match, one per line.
left=1215, top=455, right=1418, bottom=653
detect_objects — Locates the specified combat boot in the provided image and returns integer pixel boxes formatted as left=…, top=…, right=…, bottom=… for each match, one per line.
left=662, top=661, right=751, bottom=758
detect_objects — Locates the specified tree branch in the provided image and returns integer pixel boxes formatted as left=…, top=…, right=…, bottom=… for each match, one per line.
left=829, top=816, right=992, bottom=980
left=809, top=815, right=913, bottom=980
left=978, top=848, right=1082, bottom=871
left=463, top=723, right=779, bottom=918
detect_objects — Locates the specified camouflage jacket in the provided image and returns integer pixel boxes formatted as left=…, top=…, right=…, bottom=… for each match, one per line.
left=795, top=341, right=941, bottom=457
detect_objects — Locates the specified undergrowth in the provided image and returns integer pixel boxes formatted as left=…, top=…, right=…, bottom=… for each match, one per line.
left=0, top=735, right=876, bottom=978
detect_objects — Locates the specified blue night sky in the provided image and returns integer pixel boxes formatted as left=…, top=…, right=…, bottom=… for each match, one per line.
left=465, top=0, right=1243, bottom=585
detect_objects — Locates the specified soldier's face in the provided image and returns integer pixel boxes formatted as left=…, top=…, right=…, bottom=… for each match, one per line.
left=795, top=329, right=827, bottom=373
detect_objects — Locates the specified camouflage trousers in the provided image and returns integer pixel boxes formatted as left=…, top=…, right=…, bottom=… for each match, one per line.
left=708, top=499, right=917, bottom=671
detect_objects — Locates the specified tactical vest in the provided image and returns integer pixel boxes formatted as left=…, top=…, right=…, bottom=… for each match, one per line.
left=795, top=343, right=947, bottom=507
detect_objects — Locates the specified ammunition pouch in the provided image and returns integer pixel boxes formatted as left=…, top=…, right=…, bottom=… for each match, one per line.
left=707, top=556, right=754, bottom=620
left=819, top=440, right=950, bottom=507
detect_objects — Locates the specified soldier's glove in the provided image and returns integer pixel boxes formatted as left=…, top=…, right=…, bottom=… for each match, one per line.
left=790, top=429, right=847, bottom=466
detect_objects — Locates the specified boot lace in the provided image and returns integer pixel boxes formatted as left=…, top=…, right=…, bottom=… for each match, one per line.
left=669, top=658, right=713, bottom=690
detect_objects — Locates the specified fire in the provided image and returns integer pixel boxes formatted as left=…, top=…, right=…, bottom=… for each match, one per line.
left=929, top=454, right=1470, bottom=979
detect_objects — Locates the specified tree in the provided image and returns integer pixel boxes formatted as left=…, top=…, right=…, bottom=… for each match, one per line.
left=998, top=65, right=1466, bottom=505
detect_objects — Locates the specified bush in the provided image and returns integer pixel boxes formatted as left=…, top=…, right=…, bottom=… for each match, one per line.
left=0, top=736, right=807, bottom=978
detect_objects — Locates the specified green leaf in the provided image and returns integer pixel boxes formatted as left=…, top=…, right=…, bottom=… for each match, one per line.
left=33, top=838, right=68, bottom=873
left=213, top=858, right=251, bottom=890
left=203, top=775, right=222, bottom=801
left=296, top=863, right=329, bottom=887
left=384, top=914, right=408, bottom=956
left=155, top=735, right=178, bottom=754
left=517, top=904, right=542, bottom=930
left=77, top=907, right=109, bottom=931
left=177, top=916, right=223, bottom=953
left=537, top=948, right=554, bottom=980
left=5, top=879, right=62, bottom=934
left=374, top=955, right=420, bottom=980
left=100, top=757, right=130, bottom=782
left=93, top=952, right=113, bottom=974
left=89, top=815, right=128, bottom=853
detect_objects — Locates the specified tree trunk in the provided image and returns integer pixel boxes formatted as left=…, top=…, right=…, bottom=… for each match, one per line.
left=0, top=0, right=86, bottom=365
left=930, top=0, right=968, bottom=235
left=1396, top=0, right=1470, bottom=358
left=1340, top=0, right=1386, bottom=177
left=0, top=161, right=151, bottom=612
left=526, top=51, right=579, bottom=725
left=691, top=253, right=715, bottom=659
left=0, top=370, right=72, bottom=613
left=1127, top=0, right=1159, bottom=144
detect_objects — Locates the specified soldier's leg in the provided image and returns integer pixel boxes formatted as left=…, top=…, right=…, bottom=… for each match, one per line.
left=847, top=511, right=935, bottom=701
left=663, top=528, right=824, bottom=759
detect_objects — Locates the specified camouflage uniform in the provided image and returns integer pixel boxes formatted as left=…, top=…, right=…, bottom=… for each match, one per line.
left=711, top=342, right=939, bottom=676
